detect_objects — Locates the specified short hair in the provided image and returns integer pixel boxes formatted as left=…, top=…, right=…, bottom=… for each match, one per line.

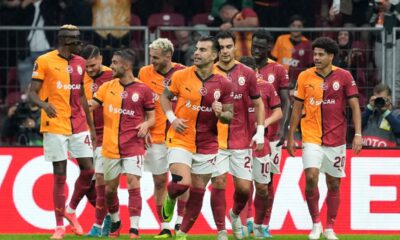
left=198, top=36, right=219, bottom=52
left=289, top=14, right=305, bottom=25
left=113, top=49, right=136, bottom=69
left=373, top=83, right=392, bottom=96
left=252, top=29, right=273, bottom=43
left=215, top=31, right=236, bottom=44
left=218, top=2, right=237, bottom=12
left=312, top=37, right=339, bottom=56
left=81, top=45, right=101, bottom=60
left=239, top=56, right=256, bottom=70
left=149, top=38, right=174, bottom=54
left=58, top=24, right=79, bottom=37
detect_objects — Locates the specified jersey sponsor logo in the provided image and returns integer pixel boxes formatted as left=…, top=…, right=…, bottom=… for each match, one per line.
left=233, top=93, right=243, bottom=100
left=163, top=78, right=171, bottom=87
left=309, top=97, right=336, bottom=106
left=120, top=91, right=128, bottom=99
left=131, top=93, right=139, bottom=102
left=283, top=57, right=300, bottom=67
left=268, top=74, right=275, bottom=83
left=91, top=83, right=99, bottom=92
left=238, top=76, right=246, bottom=86
left=56, top=80, right=81, bottom=90
left=77, top=65, right=83, bottom=75
left=214, top=90, right=221, bottom=100
left=185, top=100, right=212, bottom=112
left=108, top=104, right=135, bottom=116
left=248, top=107, right=255, bottom=112
left=199, top=87, right=208, bottom=96
left=333, top=81, right=340, bottom=91
left=66, top=65, right=73, bottom=74
left=321, top=83, right=329, bottom=90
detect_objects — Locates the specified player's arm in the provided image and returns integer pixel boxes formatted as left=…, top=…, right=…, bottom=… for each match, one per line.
left=348, top=97, right=362, bottom=155
left=28, top=80, right=57, bottom=118
left=160, top=87, right=187, bottom=133
left=218, top=103, right=234, bottom=124
left=287, top=99, right=303, bottom=157
left=265, top=106, right=282, bottom=128
left=250, top=97, right=265, bottom=151
left=88, top=99, right=101, bottom=112
left=80, top=87, right=97, bottom=146
left=136, top=109, right=155, bottom=138
left=277, top=88, right=291, bottom=146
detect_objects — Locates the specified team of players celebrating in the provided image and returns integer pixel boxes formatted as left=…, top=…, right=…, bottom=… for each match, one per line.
left=28, top=24, right=362, bottom=240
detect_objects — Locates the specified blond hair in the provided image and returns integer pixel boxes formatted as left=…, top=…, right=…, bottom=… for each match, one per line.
left=60, top=24, right=79, bottom=31
left=149, top=38, right=174, bottom=54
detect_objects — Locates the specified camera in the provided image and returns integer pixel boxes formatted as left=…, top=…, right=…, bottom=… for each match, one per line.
left=374, top=97, right=386, bottom=109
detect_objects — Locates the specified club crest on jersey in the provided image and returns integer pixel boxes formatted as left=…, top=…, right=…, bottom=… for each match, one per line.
left=299, top=49, right=305, bottom=56
left=320, top=82, right=329, bottom=90
left=238, top=76, right=246, bottom=86
left=77, top=65, right=83, bottom=75
left=199, top=87, right=208, bottom=96
left=91, top=83, right=99, bottom=92
left=131, top=93, right=139, bottom=102
left=163, top=78, right=171, bottom=87
left=120, top=91, right=128, bottom=99
left=333, top=81, right=340, bottom=91
left=267, top=74, right=275, bottom=83
left=66, top=65, right=73, bottom=74
left=214, top=90, right=221, bottom=100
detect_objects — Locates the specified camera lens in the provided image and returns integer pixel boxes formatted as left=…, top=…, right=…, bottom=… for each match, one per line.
left=374, top=97, right=386, bottom=108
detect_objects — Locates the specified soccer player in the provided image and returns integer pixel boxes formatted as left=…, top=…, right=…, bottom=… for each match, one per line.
left=90, top=49, right=155, bottom=239
left=248, top=76, right=282, bottom=239
left=160, top=36, right=234, bottom=240
left=138, top=38, right=188, bottom=238
left=211, top=31, right=265, bottom=240
left=251, top=29, right=290, bottom=237
left=28, top=24, right=95, bottom=239
left=287, top=37, right=362, bottom=240
left=81, top=45, right=113, bottom=237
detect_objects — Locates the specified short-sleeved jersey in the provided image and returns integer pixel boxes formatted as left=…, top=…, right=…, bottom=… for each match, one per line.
left=214, top=61, right=260, bottom=150
left=294, top=66, right=359, bottom=146
left=93, top=79, right=155, bottom=159
left=138, top=63, right=185, bottom=144
left=249, top=80, right=281, bottom=157
left=166, top=66, right=234, bottom=154
left=32, top=50, right=87, bottom=135
left=256, top=59, right=289, bottom=141
left=83, top=66, right=113, bottom=146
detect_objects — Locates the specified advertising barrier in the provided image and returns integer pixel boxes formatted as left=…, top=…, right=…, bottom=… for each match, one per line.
left=0, top=147, right=399, bottom=234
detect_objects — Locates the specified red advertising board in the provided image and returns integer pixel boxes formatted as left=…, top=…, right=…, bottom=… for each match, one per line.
left=0, top=147, right=399, bottom=234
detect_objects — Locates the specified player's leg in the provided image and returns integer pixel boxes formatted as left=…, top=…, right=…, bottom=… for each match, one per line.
left=175, top=188, right=189, bottom=233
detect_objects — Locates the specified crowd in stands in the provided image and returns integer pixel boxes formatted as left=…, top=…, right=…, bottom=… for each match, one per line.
left=0, top=0, right=399, bottom=146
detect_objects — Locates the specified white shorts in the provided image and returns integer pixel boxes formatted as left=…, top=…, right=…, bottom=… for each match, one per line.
left=94, top=147, right=104, bottom=174
left=144, top=143, right=168, bottom=175
left=168, top=148, right=216, bottom=175
left=269, top=140, right=282, bottom=174
left=211, top=149, right=231, bottom=178
left=302, top=143, right=346, bottom=178
left=103, top=155, right=144, bottom=181
left=252, top=155, right=271, bottom=184
left=43, top=131, right=93, bottom=162
left=228, top=149, right=253, bottom=181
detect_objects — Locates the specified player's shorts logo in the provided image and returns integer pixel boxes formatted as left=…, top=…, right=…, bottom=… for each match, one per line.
left=91, top=83, right=99, bottom=92
left=163, top=78, right=171, bottom=87
left=238, top=76, right=246, bottom=86
left=214, top=90, right=221, bottom=100
left=333, top=81, right=340, bottom=91
left=77, top=65, right=83, bottom=75
left=66, top=65, right=73, bottom=74
left=132, top=93, right=139, bottom=102
left=267, top=74, right=275, bottom=83
left=199, top=87, right=208, bottom=96
left=120, top=91, right=128, bottom=99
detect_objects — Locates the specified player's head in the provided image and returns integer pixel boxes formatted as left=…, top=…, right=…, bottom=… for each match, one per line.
left=289, top=14, right=305, bottom=38
left=219, top=3, right=238, bottom=22
left=81, top=45, right=102, bottom=78
left=251, top=29, right=273, bottom=63
left=312, top=37, right=339, bottom=70
left=149, top=38, right=174, bottom=72
left=58, top=24, right=82, bottom=54
left=193, top=36, right=218, bottom=68
left=111, top=49, right=136, bottom=78
left=215, top=31, right=236, bottom=64
left=239, top=56, right=256, bottom=70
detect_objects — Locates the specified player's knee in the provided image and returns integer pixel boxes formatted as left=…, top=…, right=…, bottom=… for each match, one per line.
left=171, top=173, right=183, bottom=183
left=255, top=184, right=268, bottom=198
left=154, top=176, right=167, bottom=190
left=212, top=175, right=226, bottom=188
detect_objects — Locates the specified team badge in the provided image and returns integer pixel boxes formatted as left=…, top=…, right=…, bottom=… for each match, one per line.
left=333, top=81, right=340, bottom=91
left=214, top=90, right=221, bottom=100
left=163, top=78, right=171, bottom=87
left=299, top=49, right=305, bottom=56
left=199, top=87, right=208, bottom=96
left=91, top=83, right=98, bottom=92
left=120, top=91, right=128, bottom=99
left=320, top=83, right=329, bottom=90
left=267, top=74, right=275, bottom=83
left=77, top=65, right=83, bottom=75
left=66, top=65, right=73, bottom=74
left=131, top=93, right=139, bottom=102
left=56, top=80, right=63, bottom=89
left=185, top=100, right=191, bottom=108
left=238, top=76, right=246, bottom=86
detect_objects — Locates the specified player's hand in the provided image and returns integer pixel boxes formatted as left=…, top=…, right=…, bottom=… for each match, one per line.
left=352, top=135, right=362, bottom=155
left=172, top=118, right=188, bottom=133
left=42, top=102, right=57, bottom=118
left=136, top=121, right=150, bottom=138
left=90, top=128, right=97, bottom=149
left=287, top=134, right=296, bottom=157
left=276, top=128, right=286, bottom=147
left=144, top=132, right=152, bottom=148
left=250, top=134, right=264, bottom=152
left=212, top=101, right=222, bottom=117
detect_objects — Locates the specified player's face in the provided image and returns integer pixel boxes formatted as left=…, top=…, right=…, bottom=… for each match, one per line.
left=110, top=55, right=125, bottom=78
left=218, top=38, right=236, bottom=64
left=150, top=48, right=170, bottom=72
left=251, top=37, right=268, bottom=63
left=85, top=55, right=102, bottom=78
left=313, top=47, right=333, bottom=70
left=193, top=41, right=217, bottom=68
left=290, top=20, right=303, bottom=38
left=63, top=30, right=82, bottom=54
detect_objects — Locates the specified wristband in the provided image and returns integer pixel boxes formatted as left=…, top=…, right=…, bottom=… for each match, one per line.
left=355, top=133, right=362, bottom=137
left=166, top=110, right=177, bottom=123
left=256, top=125, right=265, bottom=136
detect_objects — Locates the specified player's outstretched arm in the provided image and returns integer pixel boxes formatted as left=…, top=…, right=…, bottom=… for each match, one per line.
left=28, top=80, right=57, bottom=118
left=287, top=99, right=303, bottom=157
left=348, top=97, right=362, bottom=155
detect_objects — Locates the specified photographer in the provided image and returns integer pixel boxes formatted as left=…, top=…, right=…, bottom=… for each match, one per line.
left=362, top=83, right=400, bottom=147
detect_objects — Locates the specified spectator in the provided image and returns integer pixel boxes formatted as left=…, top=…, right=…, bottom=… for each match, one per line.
left=172, top=30, right=192, bottom=65
left=362, top=83, right=400, bottom=147
left=271, top=15, right=313, bottom=87
left=60, top=0, right=92, bottom=26
left=211, top=0, right=253, bottom=18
